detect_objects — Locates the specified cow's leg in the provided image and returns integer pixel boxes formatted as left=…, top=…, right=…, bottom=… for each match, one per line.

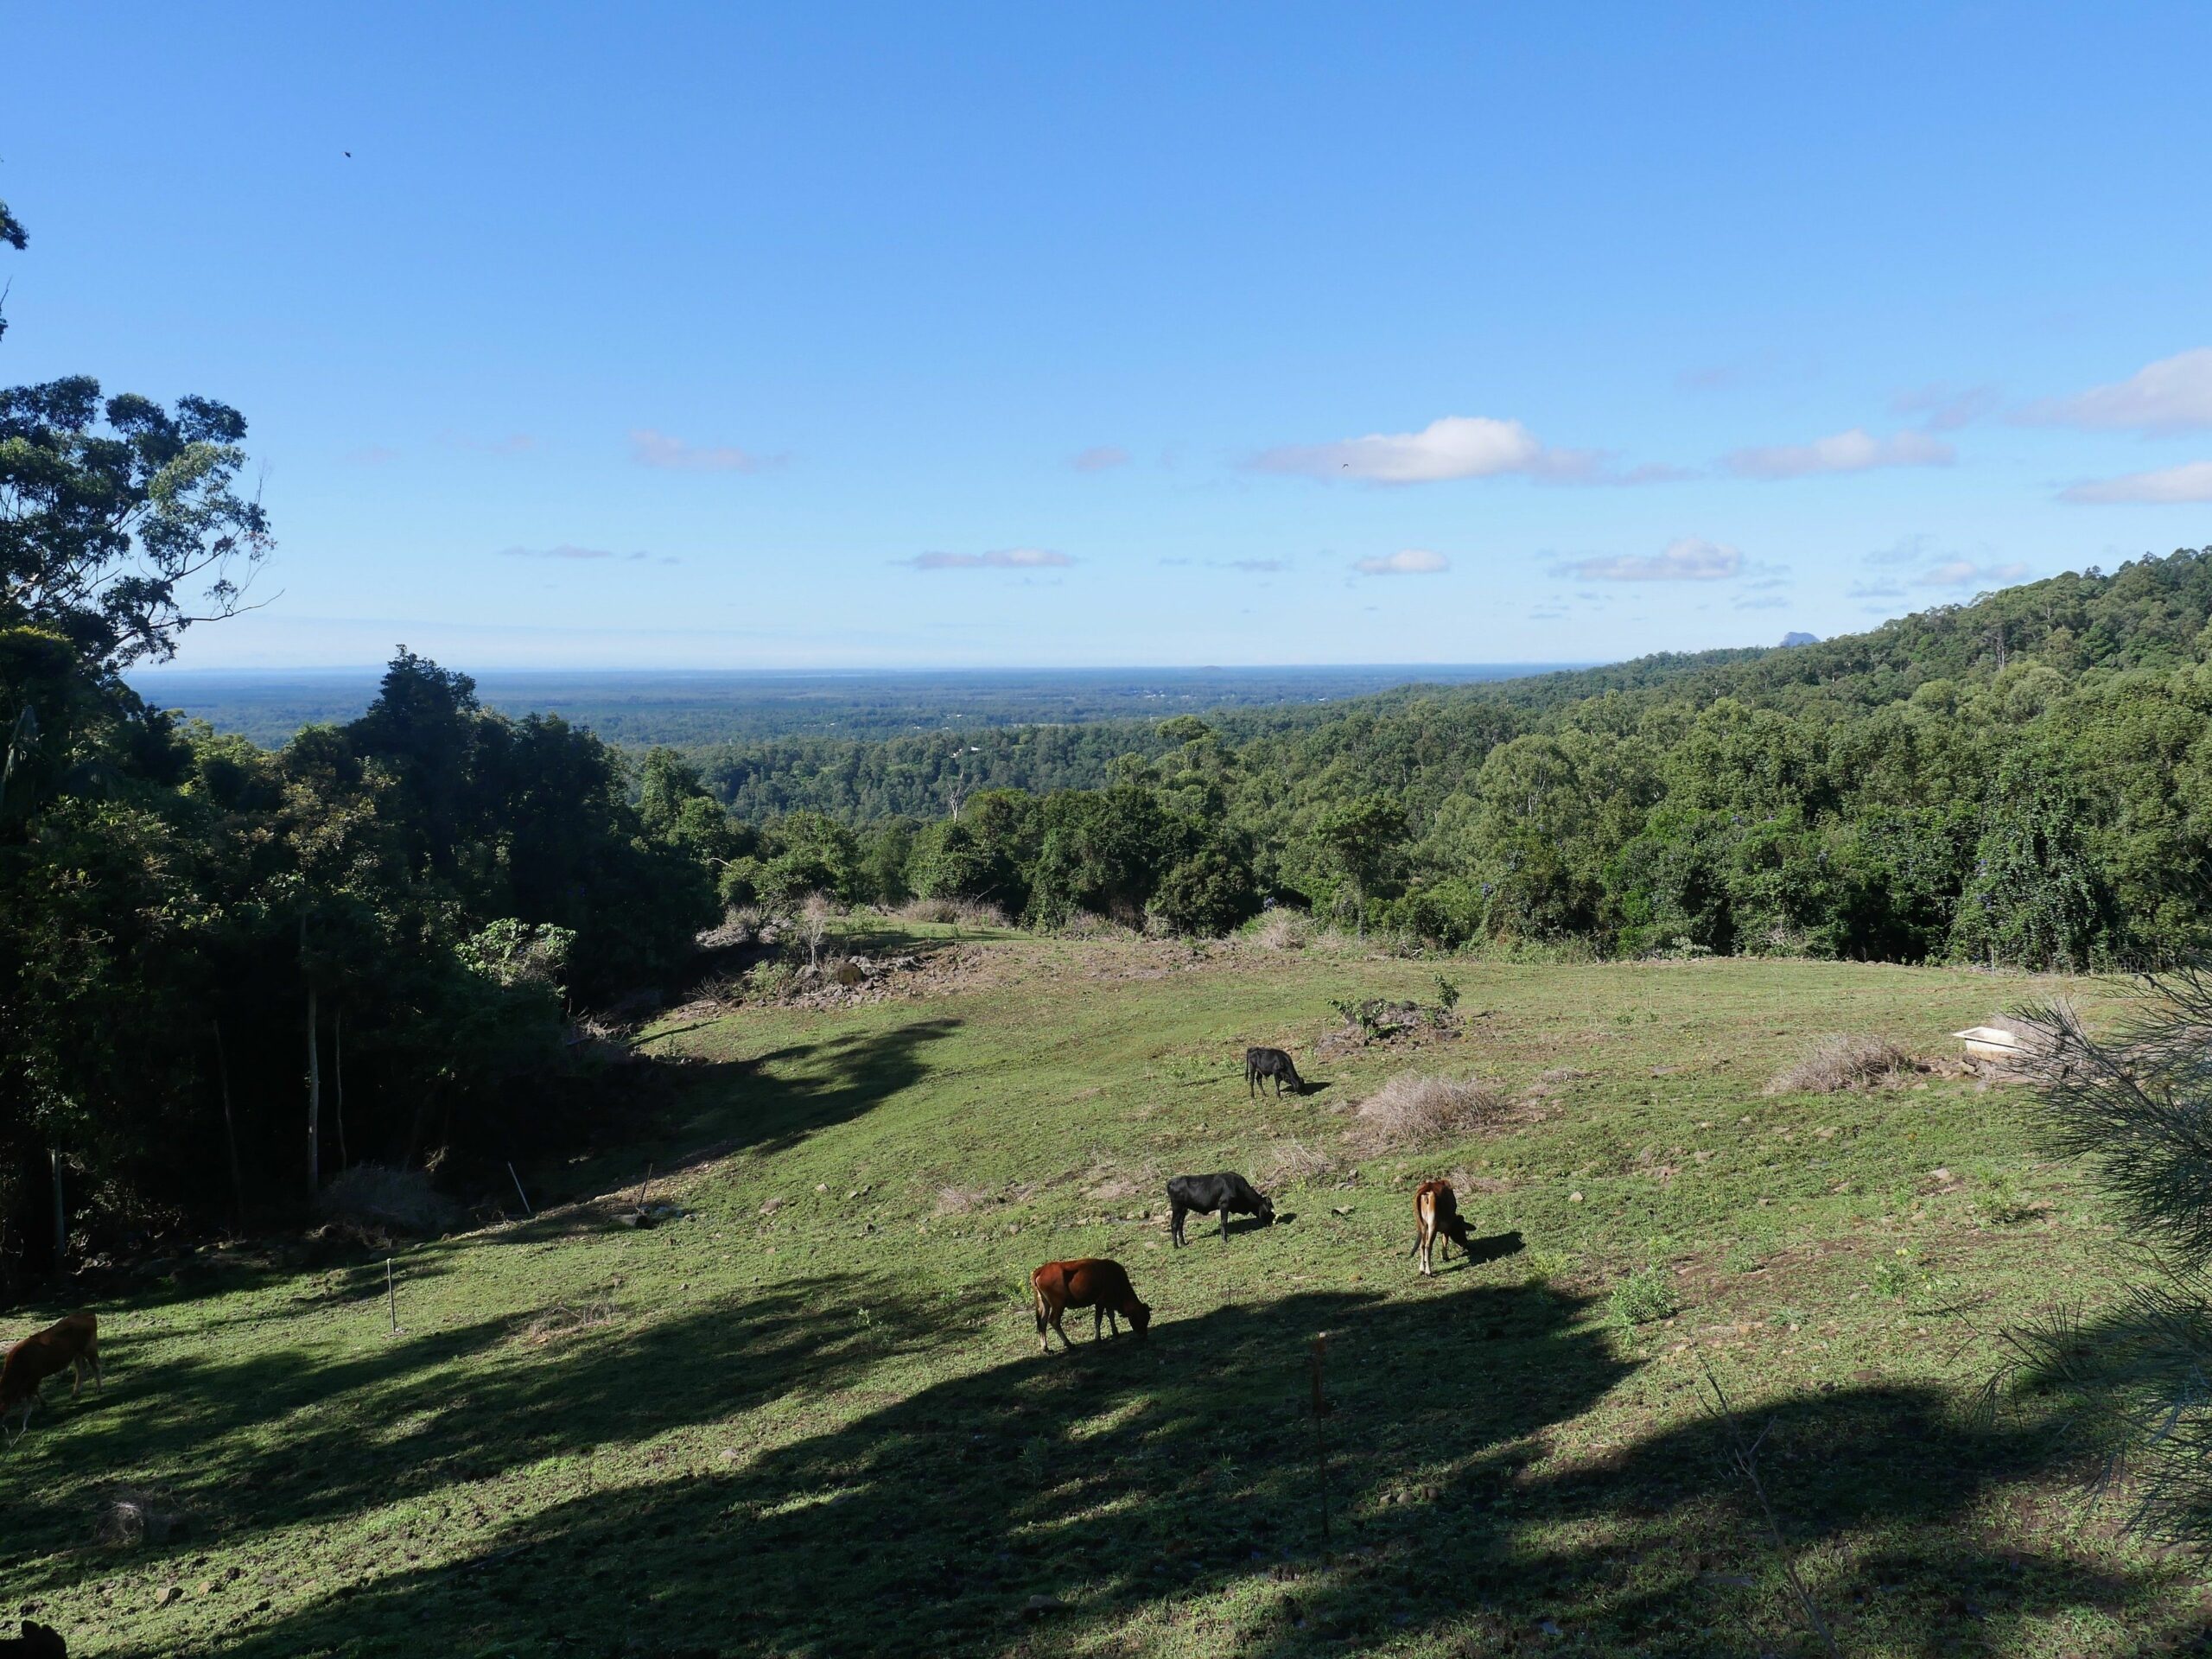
left=70, top=1360, right=83, bottom=1400
left=1219, top=1207, right=1229, bottom=1243
left=1051, top=1310, right=1075, bottom=1352
left=1171, top=1204, right=1186, bottom=1248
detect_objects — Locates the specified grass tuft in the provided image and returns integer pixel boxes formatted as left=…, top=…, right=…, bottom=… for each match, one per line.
left=1355, top=1072, right=1505, bottom=1148
left=315, top=1163, right=458, bottom=1236
left=1764, top=1033, right=1916, bottom=1095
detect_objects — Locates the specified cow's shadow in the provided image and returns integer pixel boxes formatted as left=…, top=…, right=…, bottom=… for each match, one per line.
left=1422, top=1229, right=1527, bottom=1273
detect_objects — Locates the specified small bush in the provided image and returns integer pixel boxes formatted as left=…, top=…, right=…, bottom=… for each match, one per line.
left=1870, top=1246, right=1941, bottom=1299
left=893, top=896, right=1011, bottom=929
left=316, top=1164, right=458, bottom=1237
left=1723, top=1236, right=1770, bottom=1274
left=1608, top=1267, right=1678, bottom=1326
left=1764, top=1033, right=1916, bottom=1096
left=1972, top=1174, right=2036, bottom=1226
left=745, top=958, right=798, bottom=1001
left=1355, top=1073, right=1506, bottom=1148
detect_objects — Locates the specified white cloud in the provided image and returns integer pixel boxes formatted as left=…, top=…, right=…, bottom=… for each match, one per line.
left=1071, top=445, right=1131, bottom=473
left=630, top=428, right=778, bottom=473
left=1255, top=416, right=1594, bottom=484
left=1914, top=559, right=2028, bottom=588
left=1559, top=537, right=1742, bottom=582
left=2021, top=348, right=2212, bottom=433
left=1724, top=428, right=1955, bottom=480
left=1352, top=549, right=1450, bottom=575
left=904, top=548, right=1073, bottom=570
left=2059, top=460, right=2212, bottom=505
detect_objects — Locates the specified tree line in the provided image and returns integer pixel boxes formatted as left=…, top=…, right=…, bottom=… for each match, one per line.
left=699, top=549, right=2212, bottom=972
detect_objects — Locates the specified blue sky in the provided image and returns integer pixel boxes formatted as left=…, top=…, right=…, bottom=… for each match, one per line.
left=11, top=3, right=2212, bottom=669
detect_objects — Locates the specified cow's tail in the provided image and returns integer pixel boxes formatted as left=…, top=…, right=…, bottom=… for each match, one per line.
left=1030, top=1274, right=1047, bottom=1336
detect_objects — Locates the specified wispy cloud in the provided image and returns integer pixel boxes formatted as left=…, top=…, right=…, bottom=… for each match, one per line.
left=1723, top=428, right=1954, bottom=480
left=1352, top=549, right=1450, bottom=575
left=1224, top=556, right=1292, bottom=573
left=1071, top=445, right=1131, bottom=473
left=1865, top=533, right=1934, bottom=566
left=1891, top=383, right=1999, bottom=431
left=1915, top=559, right=2028, bottom=588
left=450, top=432, right=540, bottom=455
left=630, top=428, right=780, bottom=473
left=1733, top=595, right=1790, bottom=611
left=345, top=444, right=402, bottom=466
left=2019, top=348, right=2212, bottom=434
left=2059, top=460, right=2212, bottom=505
left=499, top=544, right=633, bottom=562
left=1849, top=579, right=1906, bottom=601
left=1557, top=537, right=1742, bottom=582
left=1254, top=416, right=1604, bottom=485
left=902, top=548, right=1073, bottom=570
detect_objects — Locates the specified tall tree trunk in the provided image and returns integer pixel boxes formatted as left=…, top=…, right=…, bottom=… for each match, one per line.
left=334, top=1006, right=349, bottom=1170
left=49, top=1144, right=65, bottom=1264
left=302, top=911, right=321, bottom=1200
left=213, top=1020, right=245, bottom=1233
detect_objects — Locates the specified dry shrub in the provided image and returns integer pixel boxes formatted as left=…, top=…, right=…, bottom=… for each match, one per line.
left=1764, top=1033, right=1916, bottom=1096
left=1355, top=1073, right=1507, bottom=1148
left=94, top=1487, right=188, bottom=1547
left=1981, top=999, right=2079, bottom=1072
left=1247, top=909, right=1315, bottom=951
left=1255, top=1137, right=1339, bottom=1188
left=515, top=1295, right=619, bottom=1345
left=935, top=1184, right=993, bottom=1215
left=316, top=1164, right=459, bottom=1237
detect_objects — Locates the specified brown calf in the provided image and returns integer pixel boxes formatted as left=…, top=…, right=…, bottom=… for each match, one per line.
left=1031, top=1259, right=1152, bottom=1353
left=1408, top=1180, right=1475, bottom=1276
left=2, top=1313, right=101, bottom=1440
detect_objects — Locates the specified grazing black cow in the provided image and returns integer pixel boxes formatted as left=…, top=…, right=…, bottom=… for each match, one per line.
left=1245, top=1046, right=1306, bottom=1096
left=1167, top=1172, right=1275, bottom=1246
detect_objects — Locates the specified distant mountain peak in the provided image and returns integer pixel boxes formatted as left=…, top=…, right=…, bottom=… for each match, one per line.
left=1778, top=631, right=1819, bottom=647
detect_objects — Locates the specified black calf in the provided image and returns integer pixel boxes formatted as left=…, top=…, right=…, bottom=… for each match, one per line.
left=1245, top=1046, right=1305, bottom=1096
left=1167, top=1172, right=1275, bottom=1246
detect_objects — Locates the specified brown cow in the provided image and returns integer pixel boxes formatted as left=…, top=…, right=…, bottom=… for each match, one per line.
left=2, top=1313, right=101, bottom=1440
left=1031, top=1259, right=1152, bottom=1353
left=1408, top=1180, right=1475, bottom=1276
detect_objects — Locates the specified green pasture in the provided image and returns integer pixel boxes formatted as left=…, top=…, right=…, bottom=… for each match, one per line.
left=3, top=939, right=2186, bottom=1656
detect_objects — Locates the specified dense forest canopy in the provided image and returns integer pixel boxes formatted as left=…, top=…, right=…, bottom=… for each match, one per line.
left=698, top=550, right=2212, bottom=970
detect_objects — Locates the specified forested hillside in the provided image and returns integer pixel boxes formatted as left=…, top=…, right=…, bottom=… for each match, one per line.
left=704, top=550, right=2212, bottom=971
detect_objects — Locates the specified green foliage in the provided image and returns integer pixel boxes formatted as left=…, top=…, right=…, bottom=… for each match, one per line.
left=1608, top=1266, right=1678, bottom=1326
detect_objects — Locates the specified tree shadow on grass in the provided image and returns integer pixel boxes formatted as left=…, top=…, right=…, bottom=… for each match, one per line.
left=111, top=1274, right=2196, bottom=1659
left=4, top=1271, right=970, bottom=1611
left=506, top=1016, right=964, bottom=1228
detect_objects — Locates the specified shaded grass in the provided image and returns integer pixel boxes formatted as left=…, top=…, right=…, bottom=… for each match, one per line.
left=3, top=946, right=2196, bottom=1656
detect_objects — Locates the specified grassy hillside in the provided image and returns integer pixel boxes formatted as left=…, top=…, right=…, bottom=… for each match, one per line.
left=3, top=938, right=2184, bottom=1657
